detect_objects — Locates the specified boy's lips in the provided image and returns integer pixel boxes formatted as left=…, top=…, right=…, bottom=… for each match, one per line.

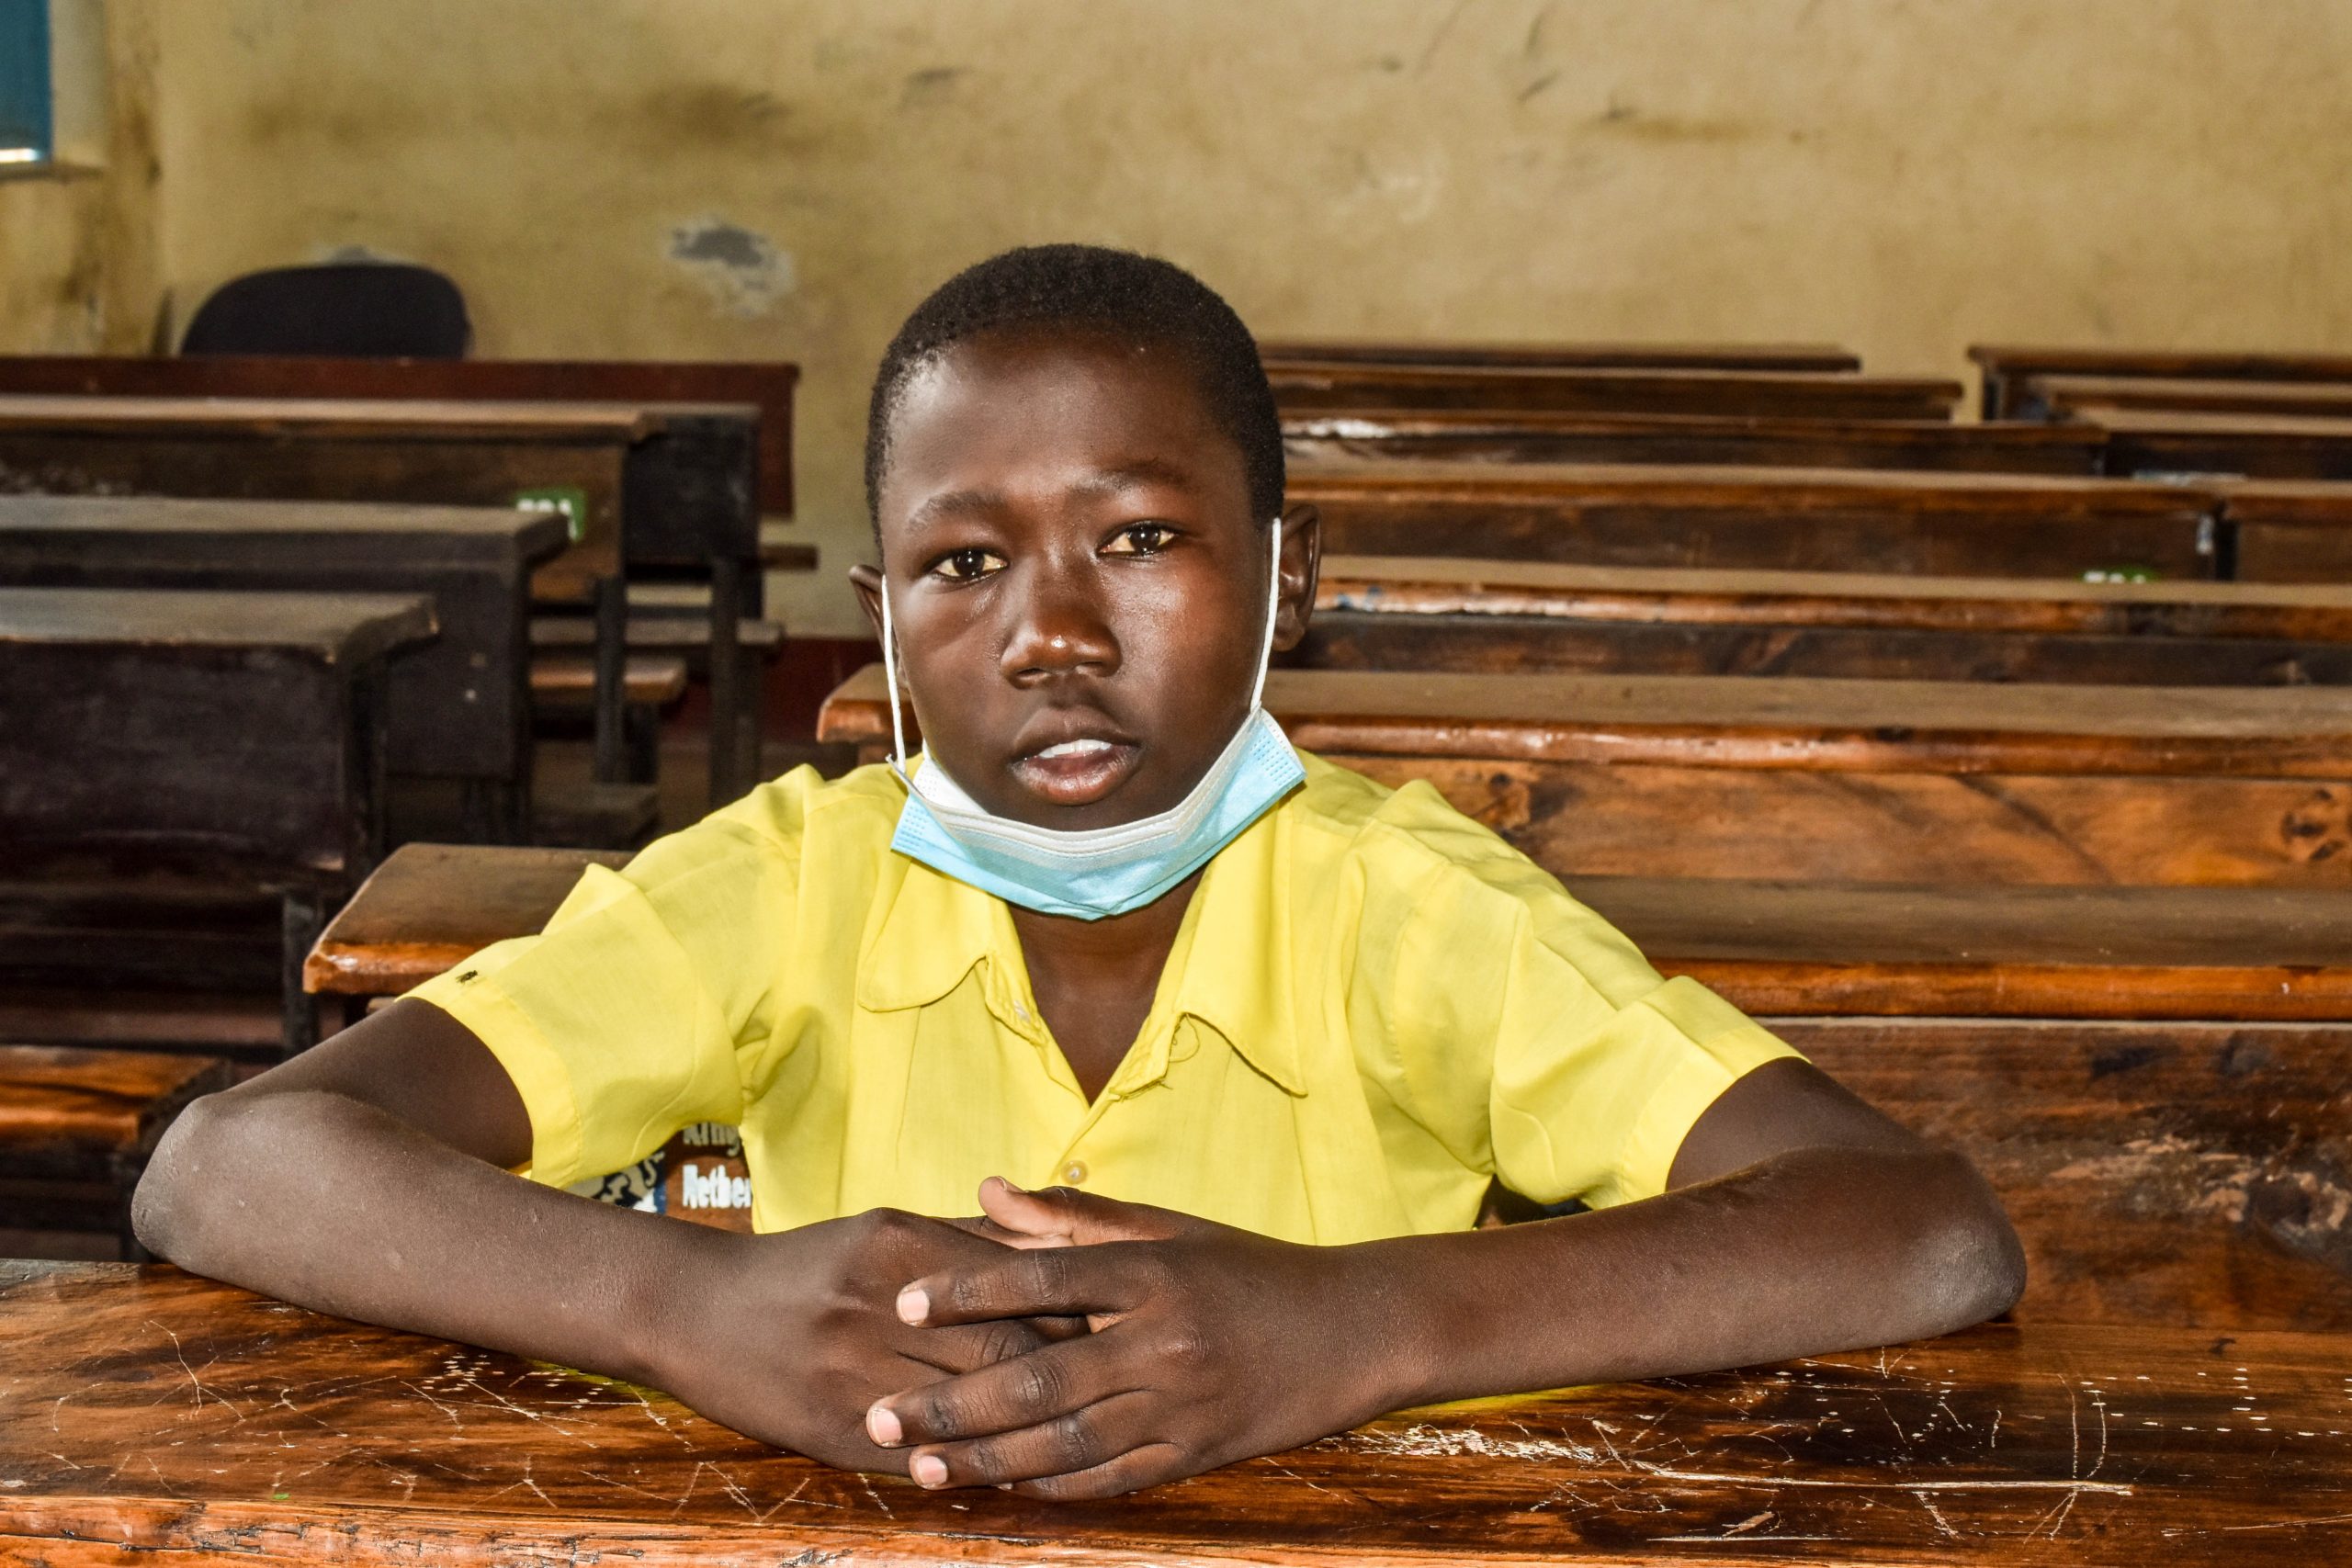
left=1009, top=735, right=1141, bottom=807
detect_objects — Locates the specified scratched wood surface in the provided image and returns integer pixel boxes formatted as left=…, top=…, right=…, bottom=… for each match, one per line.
left=1, top=1263, right=2346, bottom=1566
left=1287, top=462, right=2220, bottom=579
left=1285, top=412, right=2107, bottom=476
left=1303, top=556, right=2352, bottom=685
left=1259, top=340, right=1863, bottom=372
left=1269, top=364, right=1962, bottom=422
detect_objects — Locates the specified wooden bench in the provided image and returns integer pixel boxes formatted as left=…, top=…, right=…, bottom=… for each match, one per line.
left=827, top=663, right=2352, bottom=889
left=1271, top=362, right=1963, bottom=421
left=1, top=588, right=436, bottom=1054
left=0, top=1046, right=232, bottom=1258
left=0, top=493, right=568, bottom=843
left=1286, top=410, right=2109, bottom=475
left=1289, top=461, right=2222, bottom=577
left=530, top=654, right=690, bottom=786
left=1302, top=554, right=2352, bottom=684
left=1259, top=339, right=1863, bottom=372
left=0, top=391, right=764, bottom=803
left=329, top=843, right=2352, bottom=1329
left=8, top=1266, right=2340, bottom=1563
left=1972, top=343, right=2352, bottom=418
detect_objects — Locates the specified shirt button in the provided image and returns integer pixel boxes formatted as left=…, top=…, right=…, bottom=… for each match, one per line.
left=1060, top=1160, right=1088, bottom=1185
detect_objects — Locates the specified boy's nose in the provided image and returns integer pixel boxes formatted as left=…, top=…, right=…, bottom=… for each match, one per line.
left=1001, top=567, right=1120, bottom=685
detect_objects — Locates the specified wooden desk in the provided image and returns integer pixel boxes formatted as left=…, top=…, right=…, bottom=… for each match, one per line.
left=4, top=1263, right=2346, bottom=1563
left=1272, top=363, right=1963, bottom=422
left=0, top=494, right=568, bottom=841
left=0, top=587, right=436, bottom=1050
left=2020, top=373, right=2352, bottom=423
left=1972, top=343, right=2352, bottom=419
left=1288, top=462, right=2222, bottom=579
left=1286, top=412, right=2107, bottom=476
left=1305, top=555, right=2352, bottom=685
left=0, top=1046, right=232, bottom=1257
left=2082, top=407, right=2352, bottom=487
left=823, top=664, right=2352, bottom=889
left=0, top=391, right=764, bottom=802
left=0, top=352, right=798, bottom=520
left=1259, top=339, right=1862, bottom=372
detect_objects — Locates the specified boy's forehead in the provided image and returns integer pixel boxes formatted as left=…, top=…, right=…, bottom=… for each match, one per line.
left=880, top=331, right=1250, bottom=522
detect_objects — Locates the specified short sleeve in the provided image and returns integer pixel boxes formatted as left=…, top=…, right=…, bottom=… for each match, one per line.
left=1364, top=827, right=1800, bottom=1212
left=406, top=814, right=796, bottom=1188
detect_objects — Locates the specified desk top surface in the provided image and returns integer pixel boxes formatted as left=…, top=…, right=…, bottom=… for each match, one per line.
left=1283, top=458, right=2214, bottom=511
left=0, top=587, right=436, bottom=661
left=1, top=1261, right=2342, bottom=1567
left=0, top=491, right=573, bottom=551
left=0, top=392, right=755, bottom=439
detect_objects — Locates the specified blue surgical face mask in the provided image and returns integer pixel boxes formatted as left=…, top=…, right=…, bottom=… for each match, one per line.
left=877, top=518, right=1306, bottom=920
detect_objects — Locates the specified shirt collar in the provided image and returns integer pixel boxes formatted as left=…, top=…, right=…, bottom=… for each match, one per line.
left=854, top=795, right=1306, bottom=1098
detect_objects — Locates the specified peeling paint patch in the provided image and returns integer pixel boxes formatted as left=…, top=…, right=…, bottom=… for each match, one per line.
left=666, top=217, right=796, bottom=318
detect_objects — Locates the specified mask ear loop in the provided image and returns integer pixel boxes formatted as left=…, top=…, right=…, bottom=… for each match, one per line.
left=1250, top=514, right=1283, bottom=712
left=877, top=574, right=915, bottom=789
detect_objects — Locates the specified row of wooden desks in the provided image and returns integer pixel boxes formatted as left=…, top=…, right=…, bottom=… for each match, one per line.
left=7, top=1260, right=2342, bottom=1567
left=0, top=387, right=770, bottom=803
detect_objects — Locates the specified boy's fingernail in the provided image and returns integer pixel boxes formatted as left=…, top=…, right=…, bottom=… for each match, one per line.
left=897, top=1286, right=931, bottom=1325
left=997, top=1178, right=1026, bottom=1194
left=911, top=1454, right=948, bottom=1487
left=866, top=1404, right=903, bottom=1446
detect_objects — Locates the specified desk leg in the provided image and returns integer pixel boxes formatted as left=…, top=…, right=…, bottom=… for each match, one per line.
left=593, top=575, right=627, bottom=784
left=708, top=557, right=745, bottom=805
left=280, top=889, right=324, bottom=1059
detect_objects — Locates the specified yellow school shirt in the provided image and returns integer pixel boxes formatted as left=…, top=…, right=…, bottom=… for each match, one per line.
left=409, top=753, right=1798, bottom=1244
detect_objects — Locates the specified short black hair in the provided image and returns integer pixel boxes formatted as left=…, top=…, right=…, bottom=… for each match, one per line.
left=865, top=243, right=1283, bottom=527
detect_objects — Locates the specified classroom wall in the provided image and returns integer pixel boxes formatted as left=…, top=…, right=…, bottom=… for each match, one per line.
left=10, top=0, right=2352, bottom=633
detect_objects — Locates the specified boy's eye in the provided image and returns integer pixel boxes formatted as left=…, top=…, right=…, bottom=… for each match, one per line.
left=931, top=547, right=1006, bottom=581
left=1102, top=523, right=1178, bottom=556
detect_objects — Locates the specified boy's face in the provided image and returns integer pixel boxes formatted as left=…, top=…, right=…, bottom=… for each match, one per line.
left=855, top=327, right=1315, bottom=830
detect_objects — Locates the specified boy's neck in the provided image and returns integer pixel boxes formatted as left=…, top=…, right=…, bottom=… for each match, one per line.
left=1007, top=869, right=1204, bottom=1104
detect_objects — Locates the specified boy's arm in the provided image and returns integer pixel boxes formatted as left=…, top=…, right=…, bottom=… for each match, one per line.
left=862, top=1058, right=2025, bottom=1498
left=133, top=998, right=1051, bottom=1474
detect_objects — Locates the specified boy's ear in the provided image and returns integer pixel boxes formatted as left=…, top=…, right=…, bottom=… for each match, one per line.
left=1272, top=502, right=1321, bottom=654
left=847, top=563, right=887, bottom=644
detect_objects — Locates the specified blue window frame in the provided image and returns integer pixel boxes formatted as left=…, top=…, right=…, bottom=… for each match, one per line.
left=0, top=0, right=53, bottom=167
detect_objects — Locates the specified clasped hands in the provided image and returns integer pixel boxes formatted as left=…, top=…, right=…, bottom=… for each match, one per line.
left=666, top=1176, right=1407, bottom=1501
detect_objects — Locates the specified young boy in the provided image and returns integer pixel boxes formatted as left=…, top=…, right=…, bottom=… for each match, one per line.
left=135, top=244, right=2023, bottom=1502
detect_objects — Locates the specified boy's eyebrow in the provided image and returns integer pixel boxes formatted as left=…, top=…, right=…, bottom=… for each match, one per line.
left=905, top=486, right=1006, bottom=528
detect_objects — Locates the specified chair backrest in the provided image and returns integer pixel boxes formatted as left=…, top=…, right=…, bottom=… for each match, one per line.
left=180, top=263, right=471, bottom=359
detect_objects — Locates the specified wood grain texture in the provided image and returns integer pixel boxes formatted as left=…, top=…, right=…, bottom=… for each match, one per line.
left=1260, top=340, right=1862, bottom=372
left=1269, top=364, right=1962, bottom=421
left=0, top=1046, right=231, bottom=1163
left=2028, top=374, right=2352, bottom=423
left=1, top=1264, right=2346, bottom=1565
left=2086, top=408, right=2352, bottom=486
left=0, top=353, right=799, bottom=518
left=304, top=842, right=634, bottom=995
left=1287, top=461, right=2220, bottom=578
left=1286, top=412, right=2105, bottom=475
left=1785, top=1018, right=2352, bottom=1330
left=1306, top=556, right=2352, bottom=685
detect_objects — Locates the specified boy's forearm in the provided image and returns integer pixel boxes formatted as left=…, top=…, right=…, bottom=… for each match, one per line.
left=1356, top=1145, right=2024, bottom=1412
left=134, top=1089, right=718, bottom=1389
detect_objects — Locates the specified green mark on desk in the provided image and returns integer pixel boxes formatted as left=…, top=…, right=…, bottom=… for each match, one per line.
left=515, top=488, right=589, bottom=545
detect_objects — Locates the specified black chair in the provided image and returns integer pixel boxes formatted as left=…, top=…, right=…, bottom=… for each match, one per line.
left=180, top=263, right=471, bottom=358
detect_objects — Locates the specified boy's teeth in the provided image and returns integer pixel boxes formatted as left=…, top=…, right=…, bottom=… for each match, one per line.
left=1035, top=739, right=1112, bottom=761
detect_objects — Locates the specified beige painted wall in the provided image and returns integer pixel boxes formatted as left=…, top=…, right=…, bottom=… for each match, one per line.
left=11, top=1, right=2352, bottom=631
